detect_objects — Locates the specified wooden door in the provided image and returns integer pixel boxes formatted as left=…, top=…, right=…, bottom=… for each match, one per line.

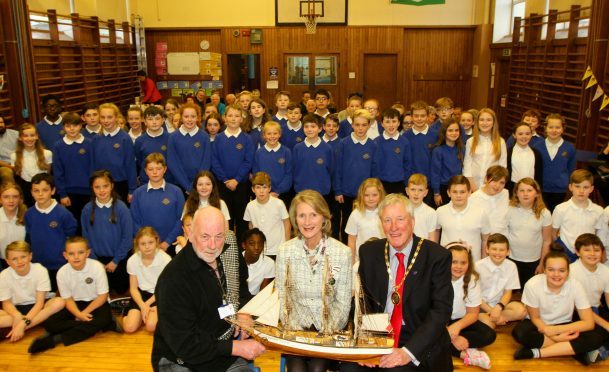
left=283, top=53, right=340, bottom=109
left=364, top=54, right=398, bottom=111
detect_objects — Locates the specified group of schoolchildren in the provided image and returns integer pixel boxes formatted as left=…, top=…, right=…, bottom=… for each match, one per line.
left=0, top=88, right=609, bottom=369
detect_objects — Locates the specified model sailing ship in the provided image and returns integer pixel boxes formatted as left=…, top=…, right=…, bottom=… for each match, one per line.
left=228, top=257, right=395, bottom=363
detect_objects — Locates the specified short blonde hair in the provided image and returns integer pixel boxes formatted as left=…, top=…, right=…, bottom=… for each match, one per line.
left=289, top=190, right=331, bottom=238
left=262, top=121, right=282, bottom=136
left=6, top=240, right=31, bottom=255
left=351, top=108, right=374, bottom=122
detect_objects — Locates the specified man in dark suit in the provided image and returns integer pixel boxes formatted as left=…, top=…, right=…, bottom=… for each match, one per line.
left=342, top=193, right=453, bottom=371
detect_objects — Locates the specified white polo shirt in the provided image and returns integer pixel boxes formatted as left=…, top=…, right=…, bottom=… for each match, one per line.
left=10, top=149, right=53, bottom=182
left=412, top=202, right=437, bottom=239
left=57, top=258, right=108, bottom=302
left=569, top=260, right=609, bottom=308
left=127, top=250, right=171, bottom=294
left=437, top=202, right=491, bottom=261
left=510, top=145, right=535, bottom=183
left=344, top=208, right=384, bottom=258
left=522, top=274, right=590, bottom=325
left=506, top=206, right=552, bottom=262
left=476, top=256, right=520, bottom=306
left=0, top=128, right=18, bottom=164
left=0, top=263, right=50, bottom=305
left=243, top=197, right=289, bottom=256
left=552, top=199, right=604, bottom=253
left=451, top=275, right=481, bottom=320
left=243, top=252, right=275, bottom=295
left=0, top=207, right=26, bottom=259
left=470, top=189, right=509, bottom=236
left=197, top=199, right=231, bottom=222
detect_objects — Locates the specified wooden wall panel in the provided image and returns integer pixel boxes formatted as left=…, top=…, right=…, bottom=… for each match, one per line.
left=0, top=5, right=12, bottom=124
left=145, top=26, right=475, bottom=114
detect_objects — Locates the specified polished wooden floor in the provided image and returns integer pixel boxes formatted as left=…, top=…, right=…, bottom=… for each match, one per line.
left=0, top=323, right=608, bottom=371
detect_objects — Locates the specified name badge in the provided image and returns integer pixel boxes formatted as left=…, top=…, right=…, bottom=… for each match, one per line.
left=218, top=303, right=235, bottom=319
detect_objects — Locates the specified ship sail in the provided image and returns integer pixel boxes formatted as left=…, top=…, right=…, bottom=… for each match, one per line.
left=238, top=280, right=275, bottom=317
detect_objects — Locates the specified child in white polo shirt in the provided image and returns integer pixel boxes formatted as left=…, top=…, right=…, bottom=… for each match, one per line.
left=0, top=241, right=64, bottom=341
left=513, top=248, right=604, bottom=364
left=242, top=228, right=275, bottom=295
left=552, top=169, right=604, bottom=262
left=123, top=227, right=171, bottom=333
left=476, top=234, right=526, bottom=329
left=436, top=175, right=491, bottom=261
left=28, top=236, right=118, bottom=353
left=406, top=174, right=438, bottom=242
left=470, top=165, right=510, bottom=236
left=244, top=172, right=290, bottom=260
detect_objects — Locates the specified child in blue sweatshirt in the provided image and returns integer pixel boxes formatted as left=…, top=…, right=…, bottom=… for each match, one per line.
left=93, top=103, right=137, bottom=203
left=24, top=174, right=77, bottom=291
left=131, top=153, right=184, bottom=255
left=81, top=170, right=133, bottom=293
left=373, top=108, right=413, bottom=195
left=167, top=103, right=212, bottom=192
left=431, top=118, right=465, bottom=207
left=135, top=106, right=172, bottom=185
left=280, top=103, right=304, bottom=150
left=253, top=121, right=292, bottom=198
left=35, top=94, right=64, bottom=151
left=334, top=109, right=377, bottom=242
left=271, top=91, right=290, bottom=126
left=53, top=112, right=93, bottom=230
left=211, top=104, right=255, bottom=239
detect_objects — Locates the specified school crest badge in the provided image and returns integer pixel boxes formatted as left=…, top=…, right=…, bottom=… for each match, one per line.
left=113, top=143, right=120, bottom=149
left=49, top=221, right=58, bottom=228
left=60, top=130, right=66, bottom=135
left=561, top=151, right=568, bottom=157
left=194, top=142, right=201, bottom=148
left=296, top=137, right=303, bottom=143
left=316, top=158, right=324, bottom=165
left=278, top=157, right=286, bottom=164
left=428, top=143, right=433, bottom=149
left=363, top=153, right=371, bottom=160
left=236, top=143, right=243, bottom=150
left=394, top=147, right=401, bottom=154
left=85, top=277, right=93, bottom=284
left=162, top=198, right=170, bottom=205
left=161, top=145, right=167, bottom=151
left=79, top=148, right=86, bottom=155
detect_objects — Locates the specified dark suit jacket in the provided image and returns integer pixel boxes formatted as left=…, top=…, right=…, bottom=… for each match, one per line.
left=358, top=236, right=453, bottom=371
left=506, top=145, right=544, bottom=187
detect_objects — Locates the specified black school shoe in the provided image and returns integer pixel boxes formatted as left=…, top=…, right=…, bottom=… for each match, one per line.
left=28, top=332, right=56, bottom=354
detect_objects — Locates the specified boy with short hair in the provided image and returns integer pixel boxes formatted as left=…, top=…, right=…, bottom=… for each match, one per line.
left=134, top=105, right=171, bottom=185
left=338, top=93, right=363, bottom=138
left=280, top=102, right=304, bottom=150
left=406, top=174, right=437, bottom=242
left=52, top=112, right=93, bottom=227
left=131, top=153, right=184, bottom=253
left=28, top=236, right=117, bottom=354
left=244, top=172, right=290, bottom=259
left=252, top=121, right=292, bottom=199
left=373, top=108, right=413, bottom=195
left=431, top=97, right=455, bottom=132
left=80, top=103, right=100, bottom=139
left=36, top=94, right=64, bottom=151
left=552, top=169, right=605, bottom=262
left=313, top=89, right=331, bottom=122
left=404, top=101, right=438, bottom=196
left=362, top=99, right=383, bottom=140
left=292, top=114, right=333, bottom=198
left=436, top=175, right=491, bottom=261
left=507, top=109, right=544, bottom=148
left=272, top=91, right=290, bottom=126
left=24, top=173, right=77, bottom=291
left=470, top=165, right=510, bottom=236
left=322, top=114, right=341, bottom=151
left=476, top=233, right=526, bottom=329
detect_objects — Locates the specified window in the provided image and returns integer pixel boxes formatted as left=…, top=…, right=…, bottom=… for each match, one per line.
left=57, top=17, right=74, bottom=42
left=30, top=14, right=51, bottom=40
left=314, top=56, right=337, bottom=85
left=100, top=27, right=110, bottom=43
left=287, top=56, right=309, bottom=85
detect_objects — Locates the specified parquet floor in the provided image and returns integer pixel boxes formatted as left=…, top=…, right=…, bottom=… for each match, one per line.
left=0, top=323, right=608, bottom=371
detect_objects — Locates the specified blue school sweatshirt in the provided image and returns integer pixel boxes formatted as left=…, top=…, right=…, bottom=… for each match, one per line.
left=81, top=200, right=133, bottom=264
left=533, top=139, right=576, bottom=193
left=92, top=129, right=137, bottom=193
left=25, top=203, right=77, bottom=270
left=131, top=182, right=185, bottom=245
left=506, top=133, right=544, bottom=149
left=334, top=136, right=377, bottom=198
left=52, top=137, right=94, bottom=197
left=134, top=130, right=172, bottom=184
left=373, top=133, right=413, bottom=184
left=36, top=118, right=64, bottom=151
left=280, top=123, right=305, bottom=150
left=211, top=131, right=254, bottom=183
left=167, top=128, right=211, bottom=191
left=430, top=144, right=464, bottom=194
left=249, top=127, right=264, bottom=149
left=253, top=145, right=293, bottom=195
left=292, top=139, right=333, bottom=195
left=404, top=127, right=438, bottom=178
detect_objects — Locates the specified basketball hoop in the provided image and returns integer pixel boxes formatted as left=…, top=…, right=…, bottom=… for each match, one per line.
left=304, top=14, right=318, bottom=34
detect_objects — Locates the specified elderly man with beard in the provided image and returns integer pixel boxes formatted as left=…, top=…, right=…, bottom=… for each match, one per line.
left=0, top=116, right=17, bottom=185
left=152, top=206, right=265, bottom=371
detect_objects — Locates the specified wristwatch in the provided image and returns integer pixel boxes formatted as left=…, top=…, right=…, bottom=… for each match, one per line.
left=22, top=316, right=31, bottom=326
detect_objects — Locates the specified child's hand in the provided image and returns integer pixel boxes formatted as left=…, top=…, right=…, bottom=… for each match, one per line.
left=434, top=194, right=443, bottom=207
left=271, top=192, right=279, bottom=198
left=489, top=306, right=502, bottom=322
left=535, top=263, right=544, bottom=275
left=447, top=324, right=460, bottom=340
left=127, top=194, right=133, bottom=203
left=225, top=179, right=238, bottom=191
left=160, top=242, right=170, bottom=251
left=60, top=197, right=72, bottom=207
left=105, top=261, right=118, bottom=273
left=551, top=330, right=579, bottom=342
left=451, top=335, right=469, bottom=351
left=335, top=195, right=344, bottom=203
left=8, top=322, right=26, bottom=342
left=76, top=311, right=93, bottom=322
left=175, top=236, right=187, bottom=247
left=141, top=305, right=150, bottom=322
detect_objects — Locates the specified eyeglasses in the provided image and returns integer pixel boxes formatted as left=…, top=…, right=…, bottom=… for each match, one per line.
left=364, top=107, right=378, bottom=111
left=316, top=97, right=328, bottom=101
